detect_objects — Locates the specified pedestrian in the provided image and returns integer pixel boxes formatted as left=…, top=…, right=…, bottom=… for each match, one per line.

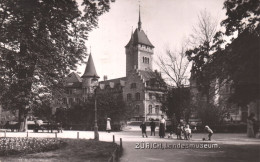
left=176, top=124, right=182, bottom=140
left=106, top=118, right=111, bottom=133
left=247, top=113, right=259, bottom=137
left=150, top=119, right=156, bottom=136
left=140, top=121, right=148, bottom=138
left=205, top=125, right=213, bottom=141
left=57, top=122, right=63, bottom=133
left=184, top=124, right=192, bottom=140
left=159, top=115, right=166, bottom=138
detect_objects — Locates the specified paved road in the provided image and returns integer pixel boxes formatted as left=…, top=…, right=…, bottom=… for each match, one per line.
left=117, top=126, right=260, bottom=162
left=1, top=126, right=260, bottom=162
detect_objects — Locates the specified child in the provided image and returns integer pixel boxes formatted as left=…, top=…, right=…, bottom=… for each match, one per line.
left=176, top=124, right=182, bottom=140
left=184, top=124, right=192, bottom=140
left=140, top=121, right=148, bottom=138
left=167, top=131, right=174, bottom=139
left=205, top=125, right=213, bottom=141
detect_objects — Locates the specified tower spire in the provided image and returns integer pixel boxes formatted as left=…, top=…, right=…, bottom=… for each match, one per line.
left=82, top=53, right=99, bottom=78
left=138, top=5, right=142, bottom=31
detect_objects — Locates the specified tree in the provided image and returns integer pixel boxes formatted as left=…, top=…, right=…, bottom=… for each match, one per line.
left=0, top=0, right=113, bottom=131
left=215, top=0, right=260, bottom=106
left=185, top=9, right=228, bottom=126
left=186, top=10, right=219, bottom=103
left=189, top=9, right=218, bottom=47
left=187, top=0, right=260, bottom=124
left=161, top=87, right=190, bottom=122
left=157, top=41, right=190, bottom=87
left=96, top=92, right=126, bottom=125
left=157, top=41, right=191, bottom=125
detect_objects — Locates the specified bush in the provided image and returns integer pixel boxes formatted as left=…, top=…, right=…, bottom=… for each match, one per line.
left=0, top=137, right=65, bottom=156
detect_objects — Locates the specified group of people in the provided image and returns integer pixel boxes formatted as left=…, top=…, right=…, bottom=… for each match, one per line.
left=175, top=124, right=192, bottom=140
left=140, top=115, right=214, bottom=141
left=140, top=115, right=166, bottom=138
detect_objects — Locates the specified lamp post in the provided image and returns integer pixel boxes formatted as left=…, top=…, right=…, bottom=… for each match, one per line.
left=92, top=75, right=99, bottom=141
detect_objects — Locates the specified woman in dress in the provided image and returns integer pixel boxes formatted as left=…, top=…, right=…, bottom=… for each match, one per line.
left=106, top=118, right=111, bottom=133
left=159, top=115, right=166, bottom=138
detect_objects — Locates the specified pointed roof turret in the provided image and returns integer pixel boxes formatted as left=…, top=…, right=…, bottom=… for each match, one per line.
left=82, top=53, right=99, bottom=78
left=125, top=29, right=154, bottom=48
left=125, top=5, right=154, bottom=48
left=138, top=5, right=142, bottom=31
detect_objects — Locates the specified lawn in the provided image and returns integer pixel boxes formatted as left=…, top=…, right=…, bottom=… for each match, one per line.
left=0, top=138, right=118, bottom=162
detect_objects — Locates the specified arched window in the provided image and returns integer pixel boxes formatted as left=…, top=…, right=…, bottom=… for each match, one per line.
left=135, top=92, right=140, bottom=100
left=148, top=105, right=152, bottom=114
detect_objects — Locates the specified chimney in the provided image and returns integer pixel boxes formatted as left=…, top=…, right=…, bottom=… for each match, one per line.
left=104, top=75, right=108, bottom=81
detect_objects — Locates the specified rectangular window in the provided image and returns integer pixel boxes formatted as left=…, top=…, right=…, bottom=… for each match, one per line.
left=149, top=93, right=153, bottom=100
left=155, top=105, right=159, bottom=114
left=131, top=83, right=137, bottom=89
left=135, top=93, right=140, bottom=100
left=76, top=98, right=80, bottom=104
left=148, top=105, right=152, bottom=114
left=69, top=98, right=73, bottom=105
left=63, top=98, right=67, bottom=104
left=127, top=93, right=132, bottom=101
left=135, top=105, right=140, bottom=113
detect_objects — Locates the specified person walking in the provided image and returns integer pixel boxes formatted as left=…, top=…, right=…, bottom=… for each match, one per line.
left=150, top=119, right=156, bottom=136
left=140, top=121, right=148, bottom=138
left=106, top=118, right=111, bottom=133
left=247, top=113, right=259, bottom=137
left=159, top=115, right=166, bottom=138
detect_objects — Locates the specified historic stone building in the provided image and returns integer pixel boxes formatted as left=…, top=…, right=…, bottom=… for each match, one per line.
left=51, top=53, right=99, bottom=113
left=52, top=9, right=167, bottom=121
left=99, top=10, right=167, bottom=121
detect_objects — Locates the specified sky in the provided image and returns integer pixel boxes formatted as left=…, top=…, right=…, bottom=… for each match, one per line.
left=76, top=0, right=226, bottom=81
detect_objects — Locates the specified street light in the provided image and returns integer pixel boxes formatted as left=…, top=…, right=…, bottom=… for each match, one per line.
left=92, top=75, right=99, bottom=140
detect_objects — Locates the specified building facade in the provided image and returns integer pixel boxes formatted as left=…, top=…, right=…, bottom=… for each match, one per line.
left=52, top=9, right=167, bottom=121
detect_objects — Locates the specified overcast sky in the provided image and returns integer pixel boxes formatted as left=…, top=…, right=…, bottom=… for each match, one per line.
left=76, top=0, right=226, bottom=81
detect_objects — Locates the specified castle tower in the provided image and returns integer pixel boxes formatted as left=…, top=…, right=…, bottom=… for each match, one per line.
left=81, top=53, right=99, bottom=99
left=125, top=6, right=154, bottom=76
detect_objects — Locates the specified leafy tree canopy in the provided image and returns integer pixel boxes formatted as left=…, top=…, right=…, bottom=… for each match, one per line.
left=0, top=0, right=113, bottom=131
left=186, top=0, right=260, bottom=105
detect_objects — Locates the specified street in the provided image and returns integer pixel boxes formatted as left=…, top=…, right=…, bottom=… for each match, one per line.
left=1, top=126, right=260, bottom=162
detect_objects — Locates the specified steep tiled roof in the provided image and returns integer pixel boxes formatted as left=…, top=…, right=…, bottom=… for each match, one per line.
left=64, top=72, right=82, bottom=88
left=82, top=53, right=99, bottom=78
left=65, top=72, right=82, bottom=83
left=125, top=29, right=154, bottom=48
